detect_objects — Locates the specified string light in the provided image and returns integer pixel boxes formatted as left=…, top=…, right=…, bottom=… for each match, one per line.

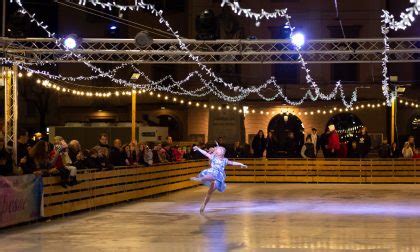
left=10, top=0, right=363, bottom=108
left=380, top=0, right=420, bottom=106
left=8, top=0, right=418, bottom=110
left=220, top=0, right=287, bottom=26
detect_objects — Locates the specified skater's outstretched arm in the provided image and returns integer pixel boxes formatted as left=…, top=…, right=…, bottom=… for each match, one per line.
left=227, top=160, right=247, bottom=168
left=193, top=146, right=212, bottom=159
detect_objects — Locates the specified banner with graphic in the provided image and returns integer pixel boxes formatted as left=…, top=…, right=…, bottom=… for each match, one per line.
left=0, top=175, right=43, bottom=228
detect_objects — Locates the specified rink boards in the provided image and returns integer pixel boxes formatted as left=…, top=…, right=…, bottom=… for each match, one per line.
left=42, top=158, right=419, bottom=217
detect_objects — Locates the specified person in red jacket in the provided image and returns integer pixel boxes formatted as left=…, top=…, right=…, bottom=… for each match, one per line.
left=327, top=124, right=340, bottom=158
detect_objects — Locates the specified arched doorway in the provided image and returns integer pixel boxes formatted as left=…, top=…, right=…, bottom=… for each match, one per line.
left=326, top=113, right=363, bottom=141
left=268, top=113, right=304, bottom=155
left=157, top=115, right=182, bottom=141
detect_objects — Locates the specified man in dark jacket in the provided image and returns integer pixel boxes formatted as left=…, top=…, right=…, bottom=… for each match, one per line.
left=109, top=138, right=128, bottom=166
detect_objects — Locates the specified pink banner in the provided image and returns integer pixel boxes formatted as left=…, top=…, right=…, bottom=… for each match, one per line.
left=0, top=175, right=43, bottom=228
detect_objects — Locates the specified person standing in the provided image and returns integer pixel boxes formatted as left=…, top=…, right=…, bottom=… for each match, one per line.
left=327, top=124, right=340, bottom=158
left=310, top=128, right=320, bottom=156
left=300, top=136, right=316, bottom=159
left=251, top=130, right=266, bottom=158
left=356, top=126, right=371, bottom=158
left=390, top=142, right=400, bottom=158
left=407, top=135, right=417, bottom=154
left=402, top=142, right=414, bottom=158
left=17, top=130, right=29, bottom=165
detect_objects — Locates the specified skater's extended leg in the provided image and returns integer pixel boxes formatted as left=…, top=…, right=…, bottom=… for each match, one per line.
left=200, top=181, right=217, bottom=214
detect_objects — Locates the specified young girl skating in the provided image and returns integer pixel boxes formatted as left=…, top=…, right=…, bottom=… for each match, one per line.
left=190, top=144, right=247, bottom=213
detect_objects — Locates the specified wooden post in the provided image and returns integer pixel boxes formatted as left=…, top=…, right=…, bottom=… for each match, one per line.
left=131, top=90, right=137, bottom=142
left=391, top=97, right=396, bottom=144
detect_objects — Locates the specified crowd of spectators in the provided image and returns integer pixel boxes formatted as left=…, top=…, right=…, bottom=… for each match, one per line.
left=0, top=131, right=209, bottom=186
left=250, top=125, right=419, bottom=159
left=0, top=127, right=418, bottom=183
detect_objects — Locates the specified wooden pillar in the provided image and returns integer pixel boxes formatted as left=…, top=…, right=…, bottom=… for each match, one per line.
left=131, top=90, right=137, bottom=142
left=391, top=97, right=396, bottom=144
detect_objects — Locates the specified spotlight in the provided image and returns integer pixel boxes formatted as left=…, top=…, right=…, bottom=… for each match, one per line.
left=63, top=34, right=79, bottom=49
left=134, top=31, right=153, bottom=48
left=291, top=33, right=305, bottom=48
left=109, top=25, right=118, bottom=30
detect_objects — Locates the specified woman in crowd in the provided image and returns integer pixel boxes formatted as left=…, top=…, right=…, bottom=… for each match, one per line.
left=50, top=136, right=78, bottom=186
left=402, top=142, right=414, bottom=158
left=300, top=136, right=316, bottom=159
left=21, top=141, right=64, bottom=183
left=97, top=147, right=114, bottom=170
left=122, top=145, right=132, bottom=165
left=251, top=130, right=266, bottom=158
left=356, top=126, right=371, bottom=158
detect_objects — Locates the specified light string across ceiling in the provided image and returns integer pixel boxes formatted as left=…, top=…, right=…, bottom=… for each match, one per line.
left=8, top=0, right=364, bottom=108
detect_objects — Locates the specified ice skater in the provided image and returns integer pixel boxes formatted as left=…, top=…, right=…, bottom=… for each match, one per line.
left=190, top=143, right=247, bottom=213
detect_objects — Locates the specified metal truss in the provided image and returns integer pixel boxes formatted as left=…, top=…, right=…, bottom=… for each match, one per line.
left=3, top=66, right=18, bottom=164
left=1, top=37, right=419, bottom=64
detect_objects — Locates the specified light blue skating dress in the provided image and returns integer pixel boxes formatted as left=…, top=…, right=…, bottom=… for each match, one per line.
left=197, top=155, right=227, bottom=192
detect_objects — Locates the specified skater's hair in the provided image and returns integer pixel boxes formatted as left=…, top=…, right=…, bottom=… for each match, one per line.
left=215, top=146, right=226, bottom=156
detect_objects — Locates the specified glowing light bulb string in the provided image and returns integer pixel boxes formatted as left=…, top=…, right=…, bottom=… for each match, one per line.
left=380, top=0, right=420, bottom=106
left=12, top=0, right=359, bottom=107
left=71, top=0, right=363, bottom=106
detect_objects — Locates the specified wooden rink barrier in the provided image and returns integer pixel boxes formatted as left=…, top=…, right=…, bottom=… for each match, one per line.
left=42, top=160, right=208, bottom=217
left=226, top=159, right=420, bottom=184
left=42, top=158, right=419, bottom=217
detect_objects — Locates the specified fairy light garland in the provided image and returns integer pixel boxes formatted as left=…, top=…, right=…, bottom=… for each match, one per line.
left=10, top=70, right=419, bottom=121
left=380, top=0, right=419, bottom=106
left=9, top=0, right=417, bottom=108
left=220, top=0, right=288, bottom=26
left=10, top=0, right=364, bottom=108
left=382, top=0, right=420, bottom=31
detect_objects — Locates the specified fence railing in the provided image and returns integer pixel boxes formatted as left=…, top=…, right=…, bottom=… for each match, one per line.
left=42, top=158, right=419, bottom=217
left=42, top=160, right=208, bottom=217
left=226, top=159, right=420, bottom=183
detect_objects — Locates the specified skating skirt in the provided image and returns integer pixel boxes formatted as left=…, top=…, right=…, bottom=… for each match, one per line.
left=198, top=168, right=226, bottom=192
